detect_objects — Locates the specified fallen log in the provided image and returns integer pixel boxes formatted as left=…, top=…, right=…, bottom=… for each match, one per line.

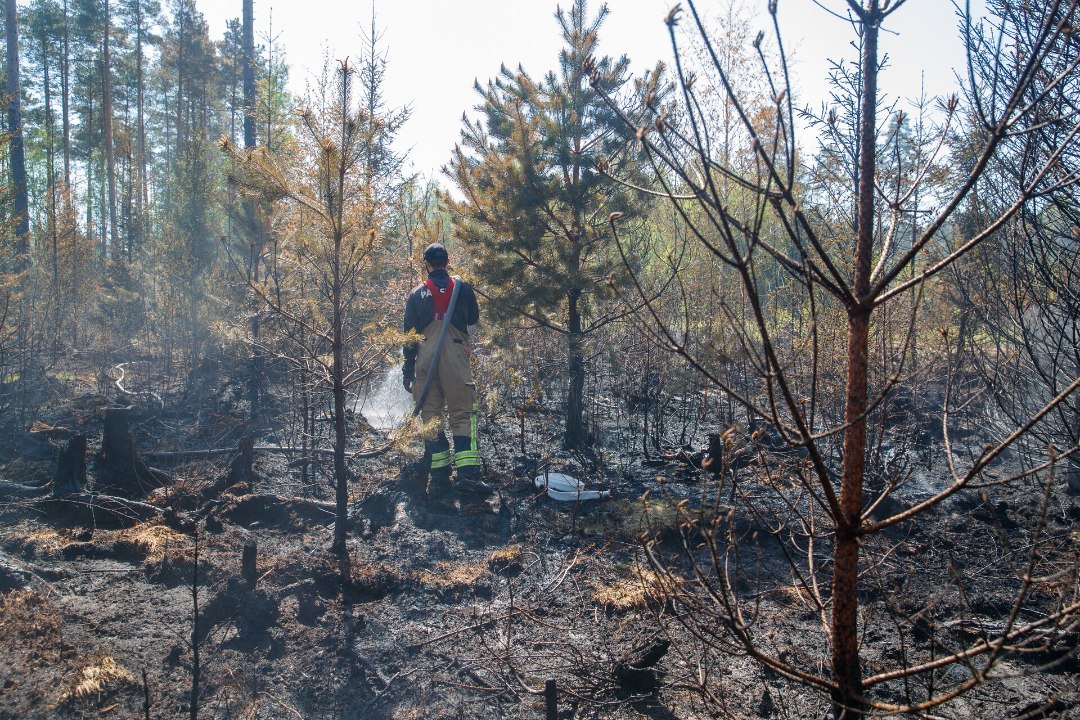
left=30, top=420, right=79, bottom=440
left=141, top=448, right=236, bottom=461
left=42, top=492, right=164, bottom=529
left=142, top=442, right=393, bottom=462
left=221, top=493, right=336, bottom=530
left=0, top=480, right=52, bottom=501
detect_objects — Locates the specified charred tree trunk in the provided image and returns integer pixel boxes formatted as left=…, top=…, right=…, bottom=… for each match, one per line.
left=227, top=433, right=255, bottom=488
left=98, top=406, right=157, bottom=496
left=331, top=261, right=349, bottom=556
left=565, top=289, right=586, bottom=450
left=53, top=433, right=87, bottom=496
left=613, top=635, right=670, bottom=697
left=706, top=433, right=724, bottom=476
left=1069, top=393, right=1080, bottom=495
left=241, top=542, right=257, bottom=588
left=330, top=72, right=350, bottom=557
left=190, top=527, right=200, bottom=720
left=544, top=679, right=558, bottom=720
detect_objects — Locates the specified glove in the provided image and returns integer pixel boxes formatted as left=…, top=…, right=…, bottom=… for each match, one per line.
left=403, top=377, right=414, bottom=393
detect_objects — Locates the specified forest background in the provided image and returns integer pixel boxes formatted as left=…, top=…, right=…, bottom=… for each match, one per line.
left=1, top=0, right=1079, bottom=718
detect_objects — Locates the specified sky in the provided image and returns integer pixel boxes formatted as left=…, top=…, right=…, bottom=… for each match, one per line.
left=198, top=0, right=980, bottom=178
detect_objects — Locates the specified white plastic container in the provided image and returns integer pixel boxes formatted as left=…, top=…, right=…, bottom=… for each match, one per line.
left=534, top=472, right=611, bottom=501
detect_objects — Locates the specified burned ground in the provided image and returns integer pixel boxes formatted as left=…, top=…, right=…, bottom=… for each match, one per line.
left=0, top=360, right=1078, bottom=719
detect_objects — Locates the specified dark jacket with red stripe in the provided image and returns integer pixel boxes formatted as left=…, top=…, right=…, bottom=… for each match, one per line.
left=402, top=268, right=479, bottom=382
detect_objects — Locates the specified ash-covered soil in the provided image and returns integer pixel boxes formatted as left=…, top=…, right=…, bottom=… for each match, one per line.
left=1, top=366, right=1078, bottom=719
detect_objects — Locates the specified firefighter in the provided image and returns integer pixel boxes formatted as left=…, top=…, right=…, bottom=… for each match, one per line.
left=402, top=243, right=486, bottom=495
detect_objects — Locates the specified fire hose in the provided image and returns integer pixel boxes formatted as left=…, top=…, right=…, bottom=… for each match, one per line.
left=411, top=275, right=463, bottom=416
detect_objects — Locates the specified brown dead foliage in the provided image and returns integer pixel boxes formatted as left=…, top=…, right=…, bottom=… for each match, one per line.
left=415, top=559, right=490, bottom=596
left=56, top=655, right=136, bottom=705
left=591, top=563, right=665, bottom=614
left=351, top=560, right=408, bottom=597
left=0, top=590, right=62, bottom=659
left=13, top=522, right=188, bottom=564
left=486, top=543, right=523, bottom=575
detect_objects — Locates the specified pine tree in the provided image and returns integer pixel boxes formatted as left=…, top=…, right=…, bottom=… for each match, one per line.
left=116, top=0, right=161, bottom=260
left=146, top=0, right=226, bottom=384
left=224, top=49, right=406, bottom=556
left=445, top=0, right=648, bottom=449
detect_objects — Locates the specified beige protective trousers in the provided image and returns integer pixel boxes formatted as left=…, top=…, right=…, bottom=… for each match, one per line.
left=411, top=321, right=476, bottom=436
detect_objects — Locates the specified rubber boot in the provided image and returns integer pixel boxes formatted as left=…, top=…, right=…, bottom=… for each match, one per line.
left=453, top=434, right=488, bottom=495
left=427, top=437, right=453, bottom=498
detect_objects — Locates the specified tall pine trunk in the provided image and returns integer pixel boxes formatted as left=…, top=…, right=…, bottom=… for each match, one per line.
left=175, top=3, right=185, bottom=169
left=242, top=0, right=256, bottom=148
left=565, top=289, right=586, bottom=449
left=102, top=0, right=118, bottom=256
left=243, top=0, right=262, bottom=427
left=61, top=0, right=71, bottom=187
left=331, top=287, right=348, bottom=555
left=40, top=16, right=58, bottom=314
left=135, top=0, right=147, bottom=256
left=86, top=56, right=96, bottom=252
left=330, top=63, right=351, bottom=556
left=6, top=0, right=29, bottom=261
left=831, top=5, right=880, bottom=717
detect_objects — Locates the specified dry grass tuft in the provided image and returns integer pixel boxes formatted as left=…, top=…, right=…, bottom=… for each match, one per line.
left=114, top=522, right=188, bottom=563
left=16, top=522, right=187, bottom=564
left=592, top=564, right=666, bottom=614
left=58, top=656, right=135, bottom=703
left=415, top=560, right=490, bottom=593
left=775, top=582, right=812, bottom=608
left=352, top=560, right=407, bottom=596
left=0, top=591, right=62, bottom=645
left=393, top=705, right=427, bottom=720
left=390, top=415, right=438, bottom=460
left=611, top=497, right=683, bottom=539
left=18, top=527, right=70, bottom=555
left=487, top=544, right=523, bottom=575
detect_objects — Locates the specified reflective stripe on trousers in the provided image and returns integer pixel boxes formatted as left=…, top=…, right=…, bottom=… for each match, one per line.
left=454, top=404, right=481, bottom=468
left=430, top=449, right=452, bottom=470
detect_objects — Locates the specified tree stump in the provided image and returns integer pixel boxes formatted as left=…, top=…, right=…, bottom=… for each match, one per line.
left=706, top=433, right=724, bottom=475
left=228, top=434, right=255, bottom=488
left=612, top=636, right=670, bottom=697
left=544, top=679, right=558, bottom=720
left=98, top=406, right=157, bottom=497
left=242, top=543, right=258, bottom=589
left=1066, top=458, right=1080, bottom=496
left=52, top=433, right=87, bottom=497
